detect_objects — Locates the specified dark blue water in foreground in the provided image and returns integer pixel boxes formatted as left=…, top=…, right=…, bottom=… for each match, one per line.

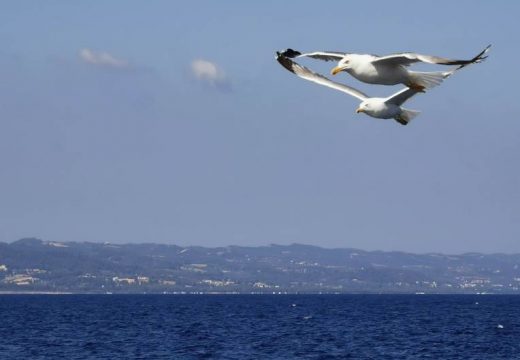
left=1, top=294, right=519, bottom=359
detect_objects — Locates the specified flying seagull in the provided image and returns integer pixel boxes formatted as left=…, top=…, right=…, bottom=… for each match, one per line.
left=280, top=45, right=490, bottom=91
left=276, top=52, right=455, bottom=125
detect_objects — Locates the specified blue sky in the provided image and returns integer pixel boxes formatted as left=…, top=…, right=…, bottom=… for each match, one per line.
left=0, top=1, right=518, bottom=253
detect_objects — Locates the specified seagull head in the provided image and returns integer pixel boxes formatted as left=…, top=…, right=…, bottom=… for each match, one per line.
left=356, top=101, right=370, bottom=114
left=331, top=56, right=352, bottom=75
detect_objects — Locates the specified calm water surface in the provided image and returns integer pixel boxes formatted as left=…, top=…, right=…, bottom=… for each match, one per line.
left=0, top=294, right=519, bottom=359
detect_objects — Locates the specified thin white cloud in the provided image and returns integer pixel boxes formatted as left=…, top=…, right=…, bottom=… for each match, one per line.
left=79, top=48, right=128, bottom=68
left=191, top=59, right=229, bottom=89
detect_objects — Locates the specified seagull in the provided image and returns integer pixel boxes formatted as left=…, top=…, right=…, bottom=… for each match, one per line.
left=276, top=53, right=453, bottom=125
left=281, top=45, right=490, bottom=91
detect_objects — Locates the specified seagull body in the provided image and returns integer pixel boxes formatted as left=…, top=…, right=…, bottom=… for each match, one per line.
left=334, top=53, right=411, bottom=85
left=276, top=53, right=428, bottom=125
left=333, top=53, right=445, bottom=89
left=282, top=45, right=490, bottom=91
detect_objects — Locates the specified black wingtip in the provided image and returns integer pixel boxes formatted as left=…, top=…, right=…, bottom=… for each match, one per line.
left=454, top=44, right=492, bottom=70
left=275, top=52, right=297, bottom=74
left=279, top=48, right=302, bottom=58
left=472, top=44, right=492, bottom=63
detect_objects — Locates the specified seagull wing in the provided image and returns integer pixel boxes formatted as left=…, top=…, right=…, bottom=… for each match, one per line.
left=384, top=87, right=421, bottom=106
left=279, top=49, right=347, bottom=62
left=276, top=53, right=368, bottom=101
left=372, top=45, right=491, bottom=67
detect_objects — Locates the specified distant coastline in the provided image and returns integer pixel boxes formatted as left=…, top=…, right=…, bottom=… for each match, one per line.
left=2, top=238, right=520, bottom=295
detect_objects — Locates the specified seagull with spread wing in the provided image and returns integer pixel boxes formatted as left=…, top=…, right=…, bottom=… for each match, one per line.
left=276, top=52, right=455, bottom=125
left=281, top=45, right=490, bottom=91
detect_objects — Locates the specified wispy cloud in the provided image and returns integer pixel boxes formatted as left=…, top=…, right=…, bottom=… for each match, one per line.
left=191, top=59, right=230, bottom=90
left=79, top=48, right=128, bottom=68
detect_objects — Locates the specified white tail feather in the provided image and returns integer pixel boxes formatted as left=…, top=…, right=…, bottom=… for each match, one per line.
left=395, top=108, right=420, bottom=125
left=408, top=70, right=454, bottom=90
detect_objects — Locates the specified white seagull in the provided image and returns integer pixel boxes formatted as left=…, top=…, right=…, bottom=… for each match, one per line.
left=281, top=45, right=490, bottom=91
left=276, top=53, right=454, bottom=125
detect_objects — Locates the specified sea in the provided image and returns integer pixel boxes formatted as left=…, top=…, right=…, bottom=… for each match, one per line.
left=0, top=294, right=519, bottom=359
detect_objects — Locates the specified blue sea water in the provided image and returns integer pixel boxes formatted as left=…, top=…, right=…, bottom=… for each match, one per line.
left=0, top=294, right=519, bottom=359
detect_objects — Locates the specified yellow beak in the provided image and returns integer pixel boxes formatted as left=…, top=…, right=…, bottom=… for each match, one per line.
left=331, top=66, right=345, bottom=76
left=356, top=108, right=364, bottom=113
